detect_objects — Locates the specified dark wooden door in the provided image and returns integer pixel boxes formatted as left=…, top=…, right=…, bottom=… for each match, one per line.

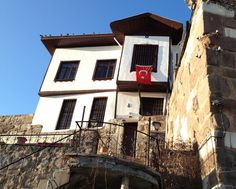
left=122, top=123, right=138, bottom=157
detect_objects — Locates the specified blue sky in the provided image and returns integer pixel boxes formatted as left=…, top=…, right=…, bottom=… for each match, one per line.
left=0, top=0, right=191, bottom=115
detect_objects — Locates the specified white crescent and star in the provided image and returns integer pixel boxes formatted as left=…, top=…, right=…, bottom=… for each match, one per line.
left=138, top=70, right=148, bottom=79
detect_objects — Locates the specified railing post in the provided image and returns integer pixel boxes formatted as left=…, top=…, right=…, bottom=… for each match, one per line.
left=147, top=117, right=151, bottom=166
left=78, top=106, right=86, bottom=153
left=107, top=123, right=112, bottom=153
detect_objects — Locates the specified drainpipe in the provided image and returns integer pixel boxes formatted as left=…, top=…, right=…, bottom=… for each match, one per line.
left=114, top=37, right=123, bottom=119
left=114, top=37, right=122, bottom=48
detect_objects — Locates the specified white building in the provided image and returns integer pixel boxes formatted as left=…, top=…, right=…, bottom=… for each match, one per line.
left=32, top=13, right=183, bottom=132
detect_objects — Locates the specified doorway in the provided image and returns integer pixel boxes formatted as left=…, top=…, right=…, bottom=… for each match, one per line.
left=122, top=123, right=138, bottom=157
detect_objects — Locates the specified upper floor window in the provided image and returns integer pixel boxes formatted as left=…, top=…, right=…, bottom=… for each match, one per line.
left=56, top=99, right=76, bottom=130
left=140, top=97, right=164, bottom=116
left=93, top=59, right=116, bottom=80
left=55, top=61, right=79, bottom=81
left=130, top=45, right=158, bottom=72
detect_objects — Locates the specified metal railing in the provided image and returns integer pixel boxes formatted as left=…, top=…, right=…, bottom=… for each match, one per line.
left=0, top=120, right=161, bottom=170
left=76, top=120, right=161, bottom=166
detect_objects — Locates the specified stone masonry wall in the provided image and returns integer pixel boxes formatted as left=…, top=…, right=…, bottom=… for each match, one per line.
left=0, top=114, right=33, bottom=126
left=0, top=114, right=42, bottom=134
left=0, top=145, right=71, bottom=189
left=203, top=2, right=236, bottom=188
left=185, top=0, right=236, bottom=9
left=168, top=1, right=236, bottom=188
left=167, top=0, right=210, bottom=144
left=0, top=130, right=98, bottom=189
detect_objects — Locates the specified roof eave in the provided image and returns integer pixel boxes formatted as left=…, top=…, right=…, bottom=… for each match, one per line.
left=110, top=12, right=183, bottom=45
left=41, top=33, right=118, bottom=55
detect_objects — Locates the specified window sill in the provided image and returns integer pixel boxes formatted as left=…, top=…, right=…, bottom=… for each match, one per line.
left=54, top=79, right=75, bottom=82
left=92, top=78, right=113, bottom=81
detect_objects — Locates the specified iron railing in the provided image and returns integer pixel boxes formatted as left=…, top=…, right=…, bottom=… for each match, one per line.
left=0, top=120, right=161, bottom=170
left=76, top=120, right=161, bottom=167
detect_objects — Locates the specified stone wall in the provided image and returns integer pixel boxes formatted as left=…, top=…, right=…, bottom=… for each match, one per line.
left=0, top=144, right=71, bottom=189
left=185, top=0, right=236, bottom=9
left=0, top=114, right=33, bottom=126
left=0, top=114, right=42, bottom=134
left=0, top=130, right=98, bottom=189
left=167, top=1, right=236, bottom=188
left=167, top=0, right=209, bottom=144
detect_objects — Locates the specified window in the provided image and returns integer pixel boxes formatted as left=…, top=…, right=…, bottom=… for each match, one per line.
left=56, top=99, right=76, bottom=130
left=140, top=98, right=164, bottom=116
left=93, top=59, right=116, bottom=80
left=130, top=45, right=158, bottom=72
left=55, top=61, right=79, bottom=81
left=89, top=97, right=107, bottom=127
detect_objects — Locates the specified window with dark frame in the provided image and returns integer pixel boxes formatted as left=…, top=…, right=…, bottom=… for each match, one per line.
left=56, top=99, right=76, bottom=130
left=55, top=61, right=79, bottom=81
left=140, top=97, right=164, bottom=116
left=89, top=97, right=107, bottom=127
left=130, top=44, right=158, bottom=72
left=93, top=59, right=116, bottom=80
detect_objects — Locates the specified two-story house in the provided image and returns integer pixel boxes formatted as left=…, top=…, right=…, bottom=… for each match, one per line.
left=0, top=12, right=184, bottom=189
left=32, top=13, right=183, bottom=136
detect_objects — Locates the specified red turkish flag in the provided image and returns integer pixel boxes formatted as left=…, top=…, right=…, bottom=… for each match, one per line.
left=136, top=65, right=152, bottom=85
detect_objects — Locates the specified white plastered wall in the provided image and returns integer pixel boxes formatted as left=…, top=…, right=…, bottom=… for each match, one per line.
left=118, top=36, right=170, bottom=82
left=32, top=92, right=116, bottom=132
left=40, top=46, right=121, bottom=92
left=116, top=92, right=166, bottom=118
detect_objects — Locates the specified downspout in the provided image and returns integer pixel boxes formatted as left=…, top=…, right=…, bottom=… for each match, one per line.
left=114, top=37, right=122, bottom=48
left=138, top=85, right=143, bottom=116
left=165, top=38, right=172, bottom=138
left=114, top=37, right=123, bottom=119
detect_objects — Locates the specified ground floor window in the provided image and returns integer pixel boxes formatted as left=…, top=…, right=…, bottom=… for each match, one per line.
left=140, top=97, right=164, bottom=116
left=89, top=97, right=107, bottom=127
left=56, top=99, right=76, bottom=130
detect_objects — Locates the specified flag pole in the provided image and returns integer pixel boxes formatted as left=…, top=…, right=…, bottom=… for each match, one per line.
left=138, top=84, right=143, bottom=115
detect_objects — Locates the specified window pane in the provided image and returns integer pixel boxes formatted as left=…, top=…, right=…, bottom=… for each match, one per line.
left=93, top=60, right=116, bottom=80
left=63, top=65, right=71, bottom=80
left=56, top=99, right=76, bottom=130
left=107, top=65, right=114, bottom=78
left=95, top=65, right=107, bottom=79
left=130, top=45, right=158, bottom=72
left=68, top=65, right=77, bottom=80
